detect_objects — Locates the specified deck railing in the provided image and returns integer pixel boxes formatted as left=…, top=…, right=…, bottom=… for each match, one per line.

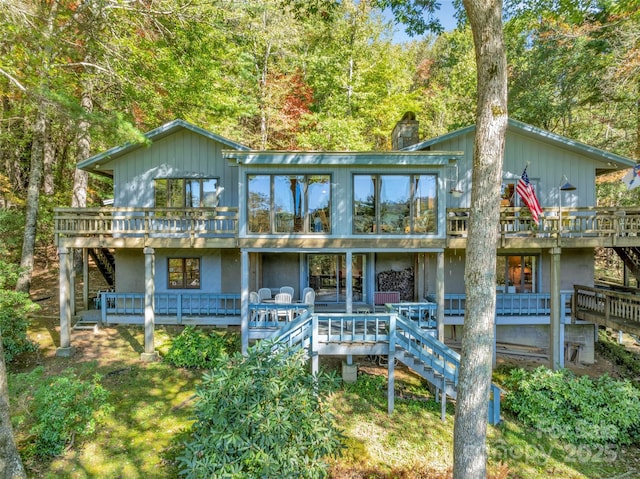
left=55, top=207, right=238, bottom=240
left=574, top=284, right=640, bottom=330
left=98, top=292, right=240, bottom=324
left=55, top=206, right=638, bottom=242
left=444, top=292, right=572, bottom=317
left=447, top=206, right=640, bottom=239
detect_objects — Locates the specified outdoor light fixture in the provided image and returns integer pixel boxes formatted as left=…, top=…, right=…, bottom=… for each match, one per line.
left=560, top=175, right=576, bottom=191
left=448, top=161, right=463, bottom=197
left=558, top=175, right=576, bottom=234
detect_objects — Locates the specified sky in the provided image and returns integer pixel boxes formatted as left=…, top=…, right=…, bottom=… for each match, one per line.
left=388, top=1, right=459, bottom=43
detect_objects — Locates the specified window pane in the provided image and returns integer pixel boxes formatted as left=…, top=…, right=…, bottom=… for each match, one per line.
left=248, top=175, right=271, bottom=233
left=168, top=179, right=185, bottom=208
left=380, top=175, right=410, bottom=233
left=168, top=258, right=184, bottom=288
left=186, top=180, right=200, bottom=208
left=185, top=258, right=200, bottom=289
left=202, top=179, right=219, bottom=207
left=414, top=175, right=437, bottom=233
left=308, top=175, right=331, bottom=233
left=155, top=179, right=168, bottom=208
left=274, top=176, right=302, bottom=233
left=354, top=175, right=376, bottom=233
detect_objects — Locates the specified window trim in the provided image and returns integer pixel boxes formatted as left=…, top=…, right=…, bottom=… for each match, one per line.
left=247, top=173, right=332, bottom=234
left=352, top=173, right=438, bottom=235
left=155, top=178, right=220, bottom=208
left=167, top=257, right=201, bottom=290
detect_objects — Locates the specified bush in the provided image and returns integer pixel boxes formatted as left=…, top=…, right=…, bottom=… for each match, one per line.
left=163, top=326, right=238, bottom=369
left=504, top=366, right=640, bottom=445
left=177, top=341, right=344, bottom=478
left=0, top=258, right=38, bottom=362
left=28, top=369, right=112, bottom=458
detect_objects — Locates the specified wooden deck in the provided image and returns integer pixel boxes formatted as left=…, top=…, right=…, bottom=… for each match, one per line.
left=54, top=206, right=640, bottom=249
left=573, top=285, right=640, bottom=336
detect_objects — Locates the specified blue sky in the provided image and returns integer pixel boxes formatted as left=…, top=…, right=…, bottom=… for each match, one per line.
left=387, top=1, right=459, bottom=43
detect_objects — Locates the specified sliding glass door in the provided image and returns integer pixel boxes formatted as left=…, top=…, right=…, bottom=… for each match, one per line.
left=308, top=254, right=366, bottom=303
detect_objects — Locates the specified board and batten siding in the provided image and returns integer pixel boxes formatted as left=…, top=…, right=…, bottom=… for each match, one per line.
left=432, top=128, right=600, bottom=210
left=113, top=129, right=240, bottom=208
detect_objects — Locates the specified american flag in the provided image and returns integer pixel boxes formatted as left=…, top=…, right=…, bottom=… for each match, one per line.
left=516, top=167, right=542, bottom=222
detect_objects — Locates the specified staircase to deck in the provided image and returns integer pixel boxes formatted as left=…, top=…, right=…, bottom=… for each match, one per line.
left=266, top=311, right=501, bottom=425
left=613, top=246, right=640, bottom=284
left=88, top=248, right=115, bottom=287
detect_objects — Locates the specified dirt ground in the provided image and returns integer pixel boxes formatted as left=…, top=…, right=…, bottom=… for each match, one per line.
left=24, top=257, right=640, bottom=381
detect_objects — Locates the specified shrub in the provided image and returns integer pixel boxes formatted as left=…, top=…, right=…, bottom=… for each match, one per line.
left=0, top=258, right=38, bottom=362
left=28, top=369, right=112, bottom=458
left=163, top=326, right=238, bottom=369
left=504, top=366, right=640, bottom=445
left=177, top=341, right=344, bottom=478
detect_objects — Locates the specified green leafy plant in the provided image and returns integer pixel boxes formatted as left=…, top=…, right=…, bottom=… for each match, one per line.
left=0, top=257, right=38, bottom=362
left=163, top=326, right=238, bottom=369
left=28, top=369, right=112, bottom=458
left=504, top=366, right=640, bottom=445
left=177, top=341, right=344, bottom=478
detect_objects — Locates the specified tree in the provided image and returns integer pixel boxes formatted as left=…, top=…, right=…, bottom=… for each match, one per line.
left=0, top=338, right=26, bottom=479
left=454, top=2, right=507, bottom=478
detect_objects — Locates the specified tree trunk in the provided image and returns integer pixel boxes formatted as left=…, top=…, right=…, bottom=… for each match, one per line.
left=16, top=103, right=47, bottom=294
left=43, top=117, right=55, bottom=195
left=72, top=82, right=93, bottom=274
left=453, top=1, right=507, bottom=479
left=0, top=337, right=27, bottom=479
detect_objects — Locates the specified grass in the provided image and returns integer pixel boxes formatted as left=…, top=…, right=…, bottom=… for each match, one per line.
left=7, top=319, right=640, bottom=478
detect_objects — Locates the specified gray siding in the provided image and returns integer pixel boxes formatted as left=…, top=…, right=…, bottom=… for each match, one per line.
left=112, top=130, right=240, bottom=208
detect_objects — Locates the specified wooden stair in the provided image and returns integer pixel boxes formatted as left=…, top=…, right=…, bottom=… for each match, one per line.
left=613, top=247, right=640, bottom=284
left=88, top=248, right=115, bottom=287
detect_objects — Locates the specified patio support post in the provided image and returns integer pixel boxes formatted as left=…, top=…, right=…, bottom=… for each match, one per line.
left=387, top=313, right=396, bottom=415
left=346, top=251, right=353, bottom=313
left=436, top=250, right=445, bottom=342
left=56, top=246, right=75, bottom=357
left=241, top=249, right=249, bottom=355
left=82, top=248, right=89, bottom=311
left=549, top=248, right=562, bottom=370
left=141, top=247, right=158, bottom=362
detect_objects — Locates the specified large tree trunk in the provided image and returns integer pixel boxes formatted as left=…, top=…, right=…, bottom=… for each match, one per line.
left=453, top=1, right=507, bottom=479
left=72, top=83, right=93, bottom=274
left=16, top=103, right=47, bottom=294
left=0, top=337, right=27, bottom=479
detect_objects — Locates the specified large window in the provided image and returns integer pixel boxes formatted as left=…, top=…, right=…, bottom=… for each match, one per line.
left=168, top=258, right=201, bottom=289
left=248, top=174, right=331, bottom=234
left=155, top=178, right=220, bottom=208
left=353, top=174, right=437, bottom=234
left=496, top=255, right=537, bottom=293
left=308, top=254, right=366, bottom=303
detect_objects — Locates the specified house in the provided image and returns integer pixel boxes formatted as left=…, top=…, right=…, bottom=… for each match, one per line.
left=54, top=116, right=640, bottom=374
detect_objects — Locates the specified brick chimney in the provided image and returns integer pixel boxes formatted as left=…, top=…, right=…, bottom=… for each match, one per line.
left=392, top=112, right=419, bottom=150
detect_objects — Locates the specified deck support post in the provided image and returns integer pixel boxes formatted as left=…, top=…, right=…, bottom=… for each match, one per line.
left=346, top=251, right=353, bottom=314
left=549, top=247, right=562, bottom=370
left=82, top=248, right=89, bottom=311
left=387, top=314, right=396, bottom=415
left=311, top=313, right=319, bottom=375
left=141, top=247, right=159, bottom=362
left=241, top=249, right=249, bottom=355
left=56, top=247, right=75, bottom=357
left=436, top=250, right=445, bottom=342
left=441, top=376, right=447, bottom=422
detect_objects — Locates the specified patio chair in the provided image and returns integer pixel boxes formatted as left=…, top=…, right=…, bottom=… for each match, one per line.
left=280, top=286, right=295, bottom=298
left=274, top=292, right=293, bottom=321
left=258, top=288, right=272, bottom=301
left=303, top=289, right=315, bottom=305
left=302, top=287, right=314, bottom=298
left=249, top=291, right=269, bottom=322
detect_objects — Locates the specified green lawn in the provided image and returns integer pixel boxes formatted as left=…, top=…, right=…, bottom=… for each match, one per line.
left=8, top=321, right=640, bottom=478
